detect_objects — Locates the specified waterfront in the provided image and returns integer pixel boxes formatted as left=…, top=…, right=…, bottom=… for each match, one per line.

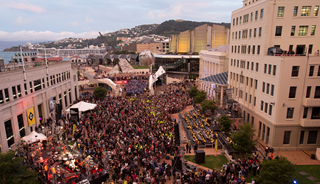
left=0, top=51, right=36, bottom=64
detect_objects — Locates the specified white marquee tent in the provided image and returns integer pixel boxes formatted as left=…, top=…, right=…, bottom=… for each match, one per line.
left=65, top=101, right=97, bottom=112
left=22, top=131, right=47, bottom=143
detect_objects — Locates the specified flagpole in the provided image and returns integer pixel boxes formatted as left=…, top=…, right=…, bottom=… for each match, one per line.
left=45, top=47, right=49, bottom=75
left=20, top=46, right=26, bottom=81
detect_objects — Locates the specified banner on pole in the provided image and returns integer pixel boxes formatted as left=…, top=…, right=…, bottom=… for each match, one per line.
left=27, top=107, right=35, bottom=126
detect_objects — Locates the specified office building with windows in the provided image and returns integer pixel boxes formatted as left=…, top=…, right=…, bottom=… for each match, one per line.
left=0, top=61, right=79, bottom=152
left=229, top=0, right=320, bottom=150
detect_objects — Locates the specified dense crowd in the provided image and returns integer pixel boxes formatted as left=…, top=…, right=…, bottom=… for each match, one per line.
left=124, top=80, right=148, bottom=96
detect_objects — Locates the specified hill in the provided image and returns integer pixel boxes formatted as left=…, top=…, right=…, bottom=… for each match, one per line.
left=153, top=20, right=230, bottom=36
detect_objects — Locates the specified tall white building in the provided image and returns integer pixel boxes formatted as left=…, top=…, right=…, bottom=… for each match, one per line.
left=229, top=0, right=320, bottom=150
left=0, top=62, right=79, bottom=152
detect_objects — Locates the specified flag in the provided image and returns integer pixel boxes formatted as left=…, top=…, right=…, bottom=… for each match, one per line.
left=215, top=139, right=218, bottom=151
left=27, top=107, right=35, bottom=126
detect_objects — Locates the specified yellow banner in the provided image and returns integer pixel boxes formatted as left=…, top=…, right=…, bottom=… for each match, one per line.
left=27, top=107, right=35, bottom=126
left=215, top=139, right=218, bottom=151
left=73, top=124, right=77, bottom=135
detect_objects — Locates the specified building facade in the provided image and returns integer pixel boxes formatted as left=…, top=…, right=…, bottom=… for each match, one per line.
left=169, top=24, right=230, bottom=53
left=229, top=0, right=320, bottom=150
left=0, top=62, right=79, bottom=152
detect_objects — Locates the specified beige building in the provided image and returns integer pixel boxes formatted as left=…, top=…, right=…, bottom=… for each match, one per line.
left=199, top=45, right=229, bottom=105
left=136, top=42, right=169, bottom=54
left=229, top=0, right=320, bottom=150
left=169, top=24, right=230, bottom=53
left=0, top=62, right=79, bottom=152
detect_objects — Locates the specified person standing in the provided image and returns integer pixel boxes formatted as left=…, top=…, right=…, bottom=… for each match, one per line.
left=186, top=142, right=190, bottom=153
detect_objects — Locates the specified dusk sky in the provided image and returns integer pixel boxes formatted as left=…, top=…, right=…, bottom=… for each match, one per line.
left=0, top=0, right=242, bottom=42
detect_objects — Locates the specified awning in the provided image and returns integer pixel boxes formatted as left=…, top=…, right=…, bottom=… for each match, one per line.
left=198, top=71, right=228, bottom=86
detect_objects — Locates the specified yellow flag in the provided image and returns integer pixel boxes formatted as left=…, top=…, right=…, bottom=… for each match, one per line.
left=27, top=107, right=35, bottom=126
left=215, top=139, right=218, bottom=151
left=73, top=124, right=77, bottom=135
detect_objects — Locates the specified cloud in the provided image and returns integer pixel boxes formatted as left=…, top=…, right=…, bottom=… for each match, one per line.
left=1, top=2, right=45, bottom=13
left=15, top=16, right=32, bottom=25
left=148, top=11, right=154, bottom=19
left=0, top=30, right=109, bottom=42
left=70, top=21, right=78, bottom=26
left=85, top=16, right=93, bottom=22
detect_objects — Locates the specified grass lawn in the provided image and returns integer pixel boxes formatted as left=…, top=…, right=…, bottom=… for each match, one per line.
left=185, top=155, right=229, bottom=171
left=292, top=165, right=320, bottom=184
left=133, top=65, right=149, bottom=69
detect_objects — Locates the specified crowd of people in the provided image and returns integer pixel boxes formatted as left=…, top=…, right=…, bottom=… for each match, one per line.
left=124, top=80, right=148, bottom=96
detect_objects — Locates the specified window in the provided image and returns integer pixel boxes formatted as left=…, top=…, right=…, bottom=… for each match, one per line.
left=311, top=107, right=320, bottom=119
left=231, top=59, right=233, bottom=66
left=265, top=103, right=268, bottom=113
left=249, top=29, right=252, bottom=38
left=47, top=77, right=49, bottom=87
left=283, top=131, right=291, bottom=144
left=315, top=86, right=320, bottom=98
left=0, top=90, right=3, bottom=104
left=261, top=100, right=264, bottom=111
left=17, top=114, right=25, bottom=138
left=12, top=86, right=17, bottom=99
left=238, top=46, right=240, bottom=53
left=318, top=66, right=320, bottom=76
left=5, top=120, right=14, bottom=147
left=291, top=26, right=296, bottom=36
left=307, top=131, right=318, bottom=144
left=250, top=95, right=252, bottom=103
left=271, top=85, right=274, bottom=96
left=233, top=18, right=235, bottom=26
left=243, top=29, right=248, bottom=38
left=267, top=83, right=270, bottom=94
left=293, top=6, right=298, bottom=17
left=262, top=82, right=265, bottom=92
left=255, top=10, right=258, bottom=20
left=4, top=88, right=9, bottom=102
left=273, top=65, right=276, bottom=76
left=69, top=89, right=72, bottom=104
left=248, top=45, right=251, bottom=54
left=235, top=32, right=237, bottom=39
left=258, top=122, right=262, bottom=137
left=254, top=97, right=256, bottom=106
left=254, top=28, right=257, bottom=37
left=257, top=45, right=260, bottom=54
left=309, top=65, right=314, bottom=76
left=286, top=108, right=294, bottom=119
left=247, top=62, right=250, bottom=70
left=244, top=14, right=249, bottom=23
left=241, top=45, right=246, bottom=54
left=300, top=131, right=305, bottom=144
left=306, top=86, right=311, bottom=98
left=24, top=83, right=27, bottom=95
left=259, top=27, right=262, bottom=37
left=311, top=25, right=316, bottom=35
left=251, top=62, right=254, bottom=70
left=299, top=26, right=308, bottom=36
left=251, top=78, right=253, bottom=87
left=236, top=17, right=238, bottom=25
left=237, top=60, right=239, bottom=67
left=303, top=107, right=308, bottom=119
left=268, top=64, right=272, bottom=74
left=266, top=127, right=270, bottom=144
left=251, top=12, right=253, bottom=21
left=309, top=44, right=313, bottom=54
left=278, top=7, right=285, bottom=17
left=245, top=93, right=248, bottom=101
left=235, top=45, right=237, bottom=52
left=240, top=16, right=242, bottom=24
left=17, top=85, right=21, bottom=97
left=275, top=26, right=282, bottom=36
left=253, top=45, right=256, bottom=54
left=42, top=78, right=45, bottom=88
left=261, top=9, right=264, bottom=18
left=262, top=124, right=265, bottom=141
left=292, top=66, right=299, bottom=77
left=33, top=79, right=42, bottom=91
left=256, top=63, right=259, bottom=72
left=269, top=104, right=272, bottom=116
left=232, top=33, right=234, bottom=40
left=301, top=6, right=311, bottom=16
left=239, top=31, right=241, bottom=39
left=289, top=86, right=297, bottom=98
left=264, top=64, right=267, bottom=73
left=64, top=91, right=67, bottom=107
left=255, top=79, right=258, bottom=89
left=315, top=6, right=319, bottom=16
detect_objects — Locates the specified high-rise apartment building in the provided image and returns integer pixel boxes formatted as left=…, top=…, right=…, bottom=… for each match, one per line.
left=229, top=0, right=320, bottom=150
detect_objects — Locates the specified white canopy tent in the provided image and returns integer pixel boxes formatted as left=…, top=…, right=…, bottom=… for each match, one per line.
left=65, top=101, right=97, bottom=112
left=22, top=131, right=47, bottom=143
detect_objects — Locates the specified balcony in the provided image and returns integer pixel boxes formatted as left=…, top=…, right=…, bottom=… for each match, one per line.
left=302, top=98, right=320, bottom=107
left=300, top=119, right=320, bottom=127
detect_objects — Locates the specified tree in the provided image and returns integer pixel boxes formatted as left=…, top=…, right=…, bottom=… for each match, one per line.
left=194, top=90, right=207, bottom=103
left=187, top=86, right=199, bottom=98
left=230, top=123, right=257, bottom=156
left=93, top=86, right=108, bottom=99
left=77, top=70, right=81, bottom=79
left=257, top=156, right=295, bottom=184
left=0, top=151, right=39, bottom=184
left=200, top=100, right=216, bottom=114
left=218, top=115, right=232, bottom=133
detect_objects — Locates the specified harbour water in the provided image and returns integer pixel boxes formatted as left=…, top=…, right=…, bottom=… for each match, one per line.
left=0, top=51, right=36, bottom=64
